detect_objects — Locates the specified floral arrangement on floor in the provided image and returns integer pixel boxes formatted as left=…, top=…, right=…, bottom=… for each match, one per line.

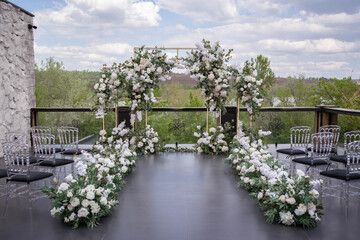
left=184, top=39, right=232, bottom=116
left=42, top=123, right=137, bottom=229
left=194, top=126, right=229, bottom=155
left=233, top=61, right=264, bottom=116
left=226, top=122, right=323, bottom=228
left=122, top=47, right=175, bottom=126
left=130, top=125, right=162, bottom=155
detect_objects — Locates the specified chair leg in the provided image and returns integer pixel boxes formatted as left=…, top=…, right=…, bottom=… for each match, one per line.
left=27, top=183, right=32, bottom=210
left=3, top=183, right=10, bottom=218
left=290, top=161, right=295, bottom=176
left=345, top=181, right=349, bottom=219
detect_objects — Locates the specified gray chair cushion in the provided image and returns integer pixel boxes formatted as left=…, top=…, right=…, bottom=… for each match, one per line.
left=0, top=169, right=7, bottom=178
left=276, top=148, right=306, bottom=155
left=39, top=158, right=74, bottom=167
left=320, top=169, right=360, bottom=181
left=292, top=157, right=327, bottom=166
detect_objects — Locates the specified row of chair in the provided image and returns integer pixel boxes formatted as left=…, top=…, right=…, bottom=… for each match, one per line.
left=276, top=125, right=360, bottom=215
left=0, top=126, right=81, bottom=216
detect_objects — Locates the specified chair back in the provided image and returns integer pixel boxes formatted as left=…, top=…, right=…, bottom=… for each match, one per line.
left=32, top=133, right=56, bottom=162
left=30, top=126, right=51, bottom=134
left=57, top=127, right=79, bottom=152
left=5, top=132, right=29, bottom=144
left=290, top=126, right=311, bottom=150
left=310, top=132, right=334, bottom=158
left=320, top=125, right=341, bottom=148
left=2, top=142, right=30, bottom=177
left=344, top=131, right=360, bottom=154
left=346, top=140, right=360, bottom=175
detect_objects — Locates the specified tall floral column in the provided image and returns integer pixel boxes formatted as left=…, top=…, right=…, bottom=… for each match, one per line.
left=233, top=61, right=264, bottom=129
left=184, top=39, right=232, bottom=131
left=122, top=47, right=174, bottom=128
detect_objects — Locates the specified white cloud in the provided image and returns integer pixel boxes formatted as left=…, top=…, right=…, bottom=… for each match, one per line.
left=35, top=0, right=161, bottom=30
left=35, top=42, right=133, bottom=70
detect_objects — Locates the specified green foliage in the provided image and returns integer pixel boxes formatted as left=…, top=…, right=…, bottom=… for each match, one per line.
left=253, top=55, right=275, bottom=89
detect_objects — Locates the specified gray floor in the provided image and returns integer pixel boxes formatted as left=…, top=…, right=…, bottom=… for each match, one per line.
left=0, top=150, right=360, bottom=240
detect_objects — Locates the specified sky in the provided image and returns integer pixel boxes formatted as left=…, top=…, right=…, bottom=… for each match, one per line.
left=10, top=0, right=360, bottom=78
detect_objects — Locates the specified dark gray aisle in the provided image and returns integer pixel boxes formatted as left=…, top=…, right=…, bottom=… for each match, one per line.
left=1, top=152, right=360, bottom=240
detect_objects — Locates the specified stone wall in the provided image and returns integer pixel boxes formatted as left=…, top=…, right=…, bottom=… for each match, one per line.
left=0, top=1, right=35, bottom=156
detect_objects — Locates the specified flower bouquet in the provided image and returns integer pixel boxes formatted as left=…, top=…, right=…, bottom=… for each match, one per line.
left=194, top=126, right=229, bottom=155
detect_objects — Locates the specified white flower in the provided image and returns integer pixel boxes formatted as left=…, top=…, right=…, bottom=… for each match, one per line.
left=285, top=197, right=296, bottom=205
left=90, top=202, right=101, bottom=214
left=50, top=207, right=57, bottom=216
left=209, top=127, right=216, bottom=133
left=138, top=141, right=144, bottom=148
left=99, top=130, right=107, bottom=136
left=65, top=174, right=74, bottom=182
left=100, top=197, right=108, bottom=205
left=67, top=204, right=74, bottom=211
left=70, top=197, right=80, bottom=207
left=279, top=195, right=286, bottom=203
left=152, top=137, right=159, bottom=143
left=296, top=169, right=305, bottom=177
left=57, top=183, right=69, bottom=193
left=294, top=204, right=307, bottom=216
left=279, top=211, right=294, bottom=225
left=69, top=212, right=76, bottom=221
left=257, top=192, right=263, bottom=200
left=77, top=208, right=89, bottom=218
left=67, top=191, right=73, bottom=198
left=309, top=189, right=319, bottom=198
left=197, top=147, right=203, bottom=153
left=86, top=191, right=95, bottom=200
left=85, top=185, right=95, bottom=192
left=82, top=199, right=90, bottom=207
left=121, top=166, right=128, bottom=173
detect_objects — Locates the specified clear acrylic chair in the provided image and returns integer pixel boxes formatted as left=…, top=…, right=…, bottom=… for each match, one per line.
left=2, top=142, right=53, bottom=216
left=5, top=132, right=29, bottom=144
left=319, top=125, right=341, bottom=155
left=330, top=131, right=360, bottom=167
left=57, top=126, right=82, bottom=155
left=320, top=140, right=360, bottom=217
left=291, top=132, right=334, bottom=176
left=276, top=126, right=311, bottom=167
left=32, top=133, right=74, bottom=180
left=30, top=126, right=62, bottom=153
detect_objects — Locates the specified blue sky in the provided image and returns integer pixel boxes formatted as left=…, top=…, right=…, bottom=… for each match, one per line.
left=10, top=0, right=360, bottom=78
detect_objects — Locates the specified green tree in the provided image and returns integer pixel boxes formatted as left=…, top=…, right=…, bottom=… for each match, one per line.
left=253, top=55, right=275, bottom=89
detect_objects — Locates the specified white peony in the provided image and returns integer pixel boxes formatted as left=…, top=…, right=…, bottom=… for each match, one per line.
left=279, top=211, right=294, bottom=226
left=86, top=191, right=95, bottom=200
left=294, top=204, right=307, bottom=216
left=70, top=197, right=80, bottom=207
left=77, top=208, right=89, bottom=218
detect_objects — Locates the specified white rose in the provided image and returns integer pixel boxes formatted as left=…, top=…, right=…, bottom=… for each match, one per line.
left=67, top=191, right=73, bottom=198
left=67, top=204, right=74, bottom=211
left=99, top=130, right=107, bottom=136
left=121, top=166, right=128, bottom=173
left=77, top=208, right=89, bottom=218
left=85, top=185, right=95, bottom=192
left=257, top=192, right=263, bottom=200
left=82, top=199, right=90, bottom=207
left=100, top=197, right=108, bottom=205
left=138, top=141, right=144, bottom=148
left=70, top=197, right=80, bottom=207
left=294, top=204, right=307, bottom=216
left=65, top=174, right=74, bottom=182
left=279, top=195, right=286, bottom=203
left=285, top=197, right=296, bottom=205
left=308, top=202, right=316, bottom=212
left=86, top=191, right=95, bottom=200
left=309, top=189, right=319, bottom=198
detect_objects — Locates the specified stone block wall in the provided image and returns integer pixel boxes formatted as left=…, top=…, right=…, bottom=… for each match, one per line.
left=0, top=1, right=35, bottom=156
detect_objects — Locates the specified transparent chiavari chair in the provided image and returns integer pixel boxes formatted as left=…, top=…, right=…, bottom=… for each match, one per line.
left=319, top=125, right=341, bottom=155
left=5, top=132, right=29, bottom=144
left=320, top=140, right=360, bottom=217
left=2, top=142, right=53, bottom=216
left=330, top=131, right=360, bottom=167
left=30, top=126, right=62, bottom=153
left=291, top=132, right=334, bottom=177
left=32, top=133, right=74, bottom=181
left=57, top=126, right=82, bottom=155
left=276, top=126, right=311, bottom=168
